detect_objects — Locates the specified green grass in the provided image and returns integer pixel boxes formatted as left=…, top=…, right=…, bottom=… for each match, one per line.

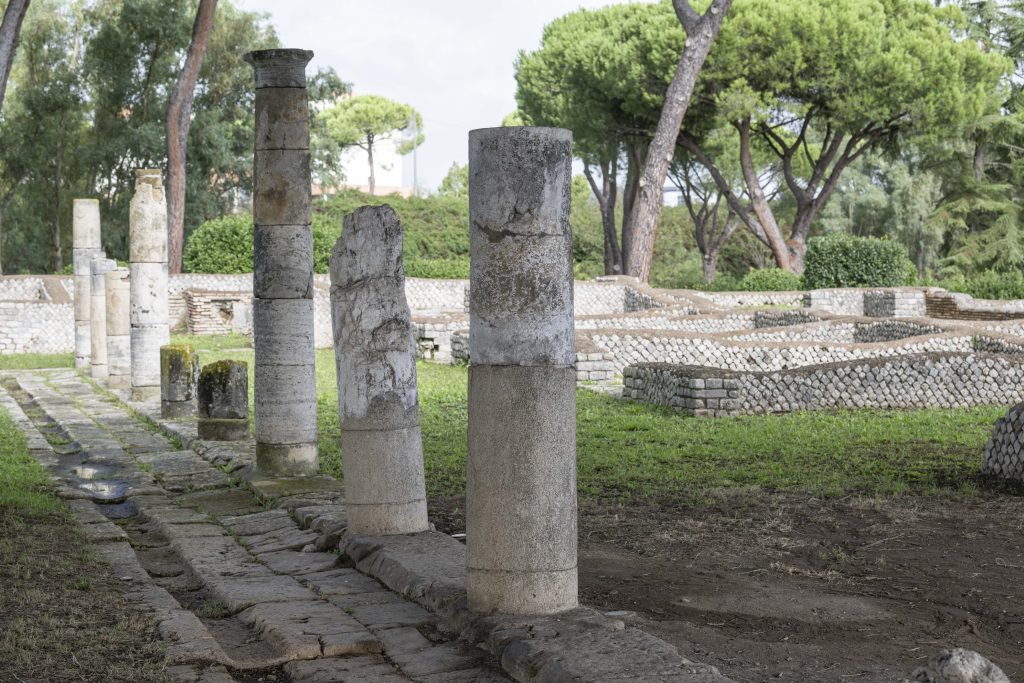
left=0, top=352, right=74, bottom=369
left=182, top=335, right=1007, bottom=504
left=0, top=409, right=61, bottom=514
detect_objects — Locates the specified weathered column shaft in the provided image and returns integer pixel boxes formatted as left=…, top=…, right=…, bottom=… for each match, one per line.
left=330, top=205, right=428, bottom=535
left=129, top=169, right=170, bottom=401
left=105, top=267, right=131, bottom=390
left=198, top=360, right=250, bottom=441
left=466, top=127, right=578, bottom=615
left=161, top=344, right=199, bottom=418
left=245, top=48, right=318, bottom=475
left=89, top=257, right=116, bottom=381
left=73, top=199, right=102, bottom=370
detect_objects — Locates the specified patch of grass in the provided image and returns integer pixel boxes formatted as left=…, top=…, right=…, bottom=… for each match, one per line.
left=0, top=407, right=169, bottom=682
left=170, top=332, right=251, bottom=353
left=179, top=335, right=1006, bottom=504
left=0, top=352, right=73, bottom=369
left=195, top=598, right=229, bottom=619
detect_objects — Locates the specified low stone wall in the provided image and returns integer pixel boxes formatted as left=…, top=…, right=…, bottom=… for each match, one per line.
left=624, top=352, right=1024, bottom=416
left=983, top=403, right=1024, bottom=482
left=804, top=288, right=865, bottom=316
left=701, top=291, right=806, bottom=308
left=183, top=290, right=251, bottom=336
left=0, top=301, right=74, bottom=354
left=926, top=289, right=1024, bottom=321
left=863, top=289, right=927, bottom=318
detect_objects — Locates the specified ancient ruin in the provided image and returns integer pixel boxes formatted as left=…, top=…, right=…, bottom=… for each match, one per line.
left=104, top=267, right=131, bottom=390
left=465, top=126, right=578, bottom=614
left=329, top=205, right=429, bottom=535
left=88, top=256, right=115, bottom=381
left=197, top=360, right=249, bottom=440
left=160, top=344, right=199, bottom=418
left=72, top=198, right=101, bottom=370
left=129, top=169, right=170, bottom=401
left=245, top=48, right=318, bottom=476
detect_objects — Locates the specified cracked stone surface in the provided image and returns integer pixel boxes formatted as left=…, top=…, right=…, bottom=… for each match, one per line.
left=0, top=369, right=513, bottom=683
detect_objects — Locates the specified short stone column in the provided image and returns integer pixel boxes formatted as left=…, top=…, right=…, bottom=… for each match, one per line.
left=105, top=267, right=131, bottom=390
left=198, top=360, right=250, bottom=441
left=129, top=169, right=170, bottom=401
left=160, top=345, right=199, bottom=418
left=73, top=199, right=102, bottom=370
left=330, top=205, right=429, bottom=535
left=244, top=49, right=318, bottom=475
left=466, top=127, right=578, bottom=615
left=89, top=256, right=116, bottom=381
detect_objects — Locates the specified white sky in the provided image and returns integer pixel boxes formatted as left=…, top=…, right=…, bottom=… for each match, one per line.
left=236, top=0, right=635, bottom=192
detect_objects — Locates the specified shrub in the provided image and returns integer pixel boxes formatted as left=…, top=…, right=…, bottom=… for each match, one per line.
left=802, top=234, right=913, bottom=288
left=405, top=258, right=470, bottom=279
left=941, top=269, right=1024, bottom=300
left=738, top=268, right=803, bottom=292
left=182, top=214, right=252, bottom=274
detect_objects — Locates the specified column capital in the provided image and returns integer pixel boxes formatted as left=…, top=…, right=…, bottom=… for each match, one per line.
left=244, top=49, right=314, bottom=88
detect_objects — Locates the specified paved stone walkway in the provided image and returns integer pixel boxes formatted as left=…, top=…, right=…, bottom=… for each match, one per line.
left=0, top=369, right=509, bottom=683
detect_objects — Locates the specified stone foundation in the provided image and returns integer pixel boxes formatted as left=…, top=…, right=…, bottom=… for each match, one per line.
left=983, top=404, right=1024, bottom=482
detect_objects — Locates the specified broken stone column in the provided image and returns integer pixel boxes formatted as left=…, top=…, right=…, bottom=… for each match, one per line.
left=329, top=205, right=429, bottom=535
left=129, top=169, right=170, bottom=401
left=105, top=267, right=131, bottom=391
left=89, top=256, right=116, bottom=381
left=244, top=49, right=318, bottom=475
left=160, top=345, right=199, bottom=418
left=466, top=127, right=578, bottom=615
left=73, top=199, right=102, bottom=370
left=198, top=360, right=250, bottom=441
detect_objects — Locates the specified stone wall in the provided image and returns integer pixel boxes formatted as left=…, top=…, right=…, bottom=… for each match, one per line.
left=983, top=403, right=1024, bottom=482
left=624, top=353, right=1024, bottom=416
left=804, top=288, right=865, bottom=316
left=0, top=301, right=74, bottom=354
left=863, top=289, right=928, bottom=318
left=701, top=291, right=806, bottom=308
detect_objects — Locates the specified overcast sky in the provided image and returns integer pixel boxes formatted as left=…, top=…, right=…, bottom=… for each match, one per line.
left=236, top=0, right=633, bottom=192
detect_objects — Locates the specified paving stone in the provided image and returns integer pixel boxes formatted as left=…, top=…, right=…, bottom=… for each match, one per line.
left=416, top=668, right=510, bottom=682
left=221, top=509, right=293, bottom=536
left=376, top=627, right=483, bottom=678
left=174, top=489, right=262, bottom=515
left=164, top=664, right=238, bottom=683
left=161, top=470, right=232, bottom=492
left=302, top=568, right=390, bottom=597
left=159, top=609, right=230, bottom=666
left=284, top=656, right=406, bottom=683
left=206, top=574, right=313, bottom=613
left=137, top=505, right=211, bottom=525
left=65, top=499, right=108, bottom=523
left=81, top=520, right=130, bottom=543
left=328, top=591, right=408, bottom=610
left=92, top=541, right=152, bottom=582
left=257, top=549, right=340, bottom=575
left=250, top=476, right=344, bottom=500
left=275, top=493, right=346, bottom=512
left=347, top=601, right=433, bottom=629
left=239, top=600, right=380, bottom=658
left=293, top=504, right=347, bottom=528
left=243, top=527, right=318, bottom=554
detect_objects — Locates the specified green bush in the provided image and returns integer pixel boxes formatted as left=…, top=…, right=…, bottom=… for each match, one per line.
left=405, top=258, right=470, bottom=279
left=183, top=214, right=253, bottom=273
left=738, top=268, right=803, bottom=292
left=941, top=269, right=1024, bottom=300
left=802, top=234, right=913, bottom=288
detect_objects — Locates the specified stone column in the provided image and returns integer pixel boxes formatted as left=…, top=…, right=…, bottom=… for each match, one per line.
left=73, top=199, right=102, bottom=370
left=198, top=360, right=250, bottom=441
left=466, top=127, right=577, bottom=615
left=105, top=267, right=131, bottom=390
left=244, top=49, right=318, bottom=476
left=89, top=257, right=116, bottom=381
left=330, top=206, right=429, bottom=535
left=161, top=345, right=199, bottom=418
left=129, top=169, right=170, bottom=401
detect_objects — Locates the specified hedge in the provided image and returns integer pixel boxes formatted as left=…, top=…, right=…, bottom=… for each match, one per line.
left=737, top=268, right=803, bottom=292
left=941, top=270, right=1024, bottom=300
left=802, top=234, right=913, bottom=289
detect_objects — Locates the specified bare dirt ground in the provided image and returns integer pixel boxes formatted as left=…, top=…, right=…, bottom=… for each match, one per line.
left=435, top=493, right=1024, bottom=683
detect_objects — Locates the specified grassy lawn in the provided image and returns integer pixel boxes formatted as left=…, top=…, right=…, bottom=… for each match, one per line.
left=174, top=335, right=1006, bottom=503
left=0, top=352, right=74, bottom=369
left=0, top=407, right=168, bottom=682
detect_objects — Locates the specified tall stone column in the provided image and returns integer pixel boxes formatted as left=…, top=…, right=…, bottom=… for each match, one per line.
left=89, top=257, right=116, bottom=381
left=466, top=127, right=577, bottom=615
left=73, top=199, right=102, bottom=370
left=105, top=267, right=131, bottom=390
left=245, top=49, right=318, bottom=476
left=129, top=169, right=170, bottom=401
left=330, top=206, right=429, bottom=535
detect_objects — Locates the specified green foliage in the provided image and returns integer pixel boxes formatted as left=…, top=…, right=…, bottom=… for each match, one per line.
left=803, top=234, right=914, bottom=288
left=405, top=258, right=470, bottom=279
left=436, top=162, right=467, bottom=199
left=941, top=269, right=1024, bottom=300
left=738, top=268, right=803, bottom=292
left=182, top=214, right=252, bottom=274
left=322, top=94, right=423, bottom=159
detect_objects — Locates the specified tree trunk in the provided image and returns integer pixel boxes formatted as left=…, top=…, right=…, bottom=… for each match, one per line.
left=585, top=159, right=622, bottom=275
left=0, top=0, right=30, bottom=114
left=52, top=131, right=64, bottom=272
left=367, top=138, right=375, bottom=194
left=623, top=0, right=732, bottom=282
left=737, top=118, right=793, bottom=272
left=701, top=252, right=717, bottom=284
left=621, top=142, right=643, bottom=271
left=166, top=0, right=218, bottom=274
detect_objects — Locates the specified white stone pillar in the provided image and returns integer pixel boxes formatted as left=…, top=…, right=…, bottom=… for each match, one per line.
left=466, top=127, right=578, bottom=615
left=105, top=267, right=131, bottom=390
left=89, top=257, right=116, bottom=381
left=72, top=199, right=102, bottom=370
left=245, top=48, right=318, bottom=476
left=330, top=205, right=429, bottom=535
left=129, top=169, right=170, bottom=401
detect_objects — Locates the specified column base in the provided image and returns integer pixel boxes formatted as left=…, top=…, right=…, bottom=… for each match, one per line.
left=198, top=418, right=250, bottom=441
left=467, top=566, right=578, bottom=615
left=256, top=442, right=318, bottom=476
